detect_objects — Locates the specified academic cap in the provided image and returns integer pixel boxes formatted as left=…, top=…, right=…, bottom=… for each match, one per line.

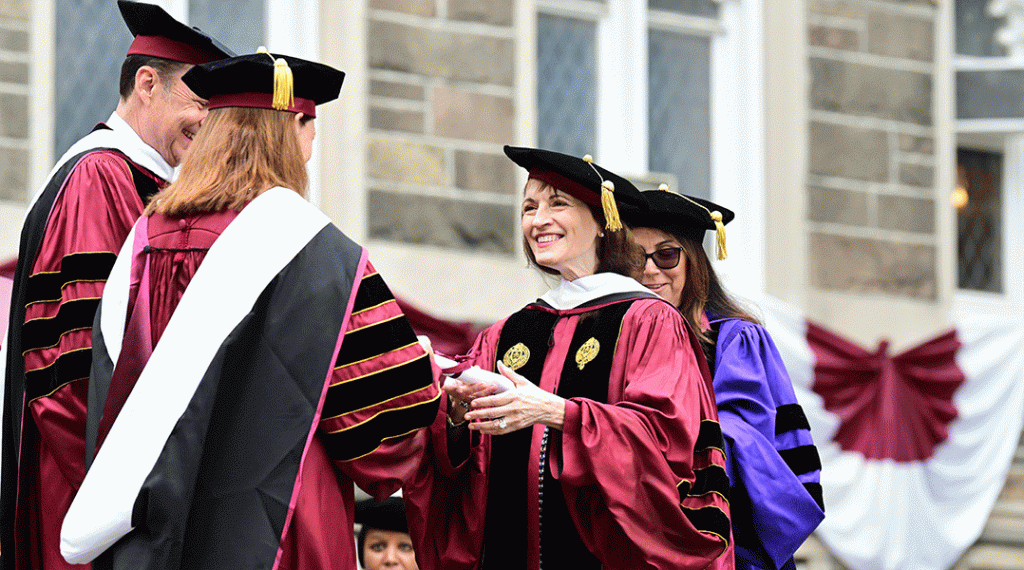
left=354, top=497, right=408, bottom=534
left=631, top=185, right=734, bottom=260
left=118, top=0, right=234, bottom=65
left=181, top=50, right=345, bottom=118
left=504, top=145, right=646, bottom=232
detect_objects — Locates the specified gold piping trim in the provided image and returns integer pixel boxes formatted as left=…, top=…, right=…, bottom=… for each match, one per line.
left=351, top=298, right=396, bottom=317
left=332, top=341, right=422, bottom=375
left=33, top=374, right=90, bottom=401
left=683, top=489, right=730, bottom=503
left=23, top=296, right=102, bottom=321
left=25, top=280, right=107, bottom=308
left=338, top=424, right=426, bottom=463
left=21, top=327, right=93, bottom=356
left=24, top=345, right=91, bottom=372
left=345, top=313, right=403, bottom=334
left=321, top=382, right=438, bottom=422
left=326, top=390, right=441, bottom=435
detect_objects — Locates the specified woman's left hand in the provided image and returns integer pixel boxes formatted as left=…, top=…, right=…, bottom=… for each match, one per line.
left=465, top=362, right=566, bottom=434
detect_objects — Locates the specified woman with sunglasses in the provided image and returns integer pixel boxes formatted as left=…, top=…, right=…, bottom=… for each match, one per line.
left=626, top=188, right=825, bottom=570
left=405, top=146, right=732, bottom=570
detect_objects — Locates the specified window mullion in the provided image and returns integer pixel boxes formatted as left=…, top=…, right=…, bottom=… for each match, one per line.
left=265, top=0, right=318, bottom=58
left=596, top=0, right=648, bottom=175
left=1001, top=133, right=1023, bottom=306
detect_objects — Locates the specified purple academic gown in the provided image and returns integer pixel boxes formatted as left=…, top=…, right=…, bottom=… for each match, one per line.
left=709, top=316, right=825, bottom=570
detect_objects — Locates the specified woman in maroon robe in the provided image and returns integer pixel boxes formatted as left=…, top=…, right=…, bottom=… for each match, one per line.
left=405, top=146, right=733, bottom=570
left=64, top=52, right=440, bottom=569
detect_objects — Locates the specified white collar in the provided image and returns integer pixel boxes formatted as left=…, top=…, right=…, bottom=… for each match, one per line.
left=25, top=111, right=176, bottom=215
left=538, top=273, right=653, bottom=311
left=104, top=112, right=176, bottom=182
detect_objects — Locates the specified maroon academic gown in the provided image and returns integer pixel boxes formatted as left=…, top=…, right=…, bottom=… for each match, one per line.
left=92, top=209, right=440, bottom=569
left=3, top=141, right=165, bottom=570
left=406, top=283, right=733, bottom=570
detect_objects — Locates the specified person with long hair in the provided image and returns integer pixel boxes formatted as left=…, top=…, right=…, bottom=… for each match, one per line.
left=404, top=146, right=732, bottom=570
left=627, top=188, right=825, bottom=570
left=60, top=52, right=440, bottom=570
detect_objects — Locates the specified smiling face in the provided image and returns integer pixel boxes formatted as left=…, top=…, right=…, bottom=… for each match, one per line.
left=521, top=178, right=602, bottom=281
left=362, top=530, right=419, bottom=570
left=632, top=226, right=687, bottom=307
left=140, top=66, right=209, bottom=167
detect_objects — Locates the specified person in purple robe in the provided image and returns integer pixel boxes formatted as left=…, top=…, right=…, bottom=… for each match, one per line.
left=626, top=187, right=825, bottom=570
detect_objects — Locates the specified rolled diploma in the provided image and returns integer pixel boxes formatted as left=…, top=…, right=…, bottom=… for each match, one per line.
left=432, top=353, right=514, bottom=393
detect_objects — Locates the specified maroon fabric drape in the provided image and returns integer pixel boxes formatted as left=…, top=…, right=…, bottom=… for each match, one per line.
left=807, top=321, right=966, bottom=462
left=395, top=297, right=480, bottom=357
left=0, top=258, right=15, bottom=279
left=1, top=258, right=13, bottom=342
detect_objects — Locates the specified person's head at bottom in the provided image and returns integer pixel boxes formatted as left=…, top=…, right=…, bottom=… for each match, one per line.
left=355, top=497, right=419, bottom=570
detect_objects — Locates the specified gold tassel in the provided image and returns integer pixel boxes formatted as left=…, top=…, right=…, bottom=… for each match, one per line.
left=679, top=193, right=728, bottom=260
left=659, top=183, right=670, bottom=192
left=711, top=211, right=727, bottom=260
left=272, top=58, right=294, bottom=110
left=256, top=47, right=293, bottom=111
left=601, top=180, right=623, bottom=232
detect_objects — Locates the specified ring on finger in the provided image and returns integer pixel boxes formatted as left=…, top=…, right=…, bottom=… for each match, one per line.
left=498, top=417, right=507, bottom=430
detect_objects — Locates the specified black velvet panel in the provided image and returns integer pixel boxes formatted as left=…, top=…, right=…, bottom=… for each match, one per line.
left=90, top=224, right=363, bottom=569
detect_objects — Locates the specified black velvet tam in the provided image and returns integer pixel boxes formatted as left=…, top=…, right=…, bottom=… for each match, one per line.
left=182, top=53, right=345, bottom=117
left=503, top=145, right=647, bottom=216
left=118, top=0, right=234, bottom=64
left=631, top=189, right=734, bottom=244
left=355, top=496, right=408, bottom=534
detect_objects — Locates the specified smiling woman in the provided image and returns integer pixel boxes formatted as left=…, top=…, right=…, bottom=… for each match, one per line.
left=404, top=146, right=734, bottom=570
left=625, top=188, right=825, bottom=570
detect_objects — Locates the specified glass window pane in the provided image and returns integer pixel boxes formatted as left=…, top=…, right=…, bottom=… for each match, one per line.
left=54, top=0, right=131, bottom=156
left=956, top=70, right=1024, bottom=119
left=537, top=14, right=597, bottom=158
left=957, top=148, right=1002, bottom=293
left=648, top=30, right=711, bottom=198
left=189, top=0, right=264, bottom=55
left=955, top=0, right=1005, bottom=57
left=649, top=0, right=719, bottom=18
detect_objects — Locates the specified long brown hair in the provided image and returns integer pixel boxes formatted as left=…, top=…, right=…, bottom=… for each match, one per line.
left=146, top=106, right=309, bottom=216
left=522, top=182, right=645, bottom=280
left=676, top=237, right=761, bottom=346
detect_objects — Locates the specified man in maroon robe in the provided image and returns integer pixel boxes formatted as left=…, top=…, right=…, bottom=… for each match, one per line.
left=0, top=3, right=232, bottom=568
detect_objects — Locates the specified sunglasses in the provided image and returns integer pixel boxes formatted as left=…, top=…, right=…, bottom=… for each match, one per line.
left=642, top=247, right=683, bottom=270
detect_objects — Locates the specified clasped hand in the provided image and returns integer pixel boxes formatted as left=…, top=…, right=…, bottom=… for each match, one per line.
left=445, top=362, right=566, bottom=433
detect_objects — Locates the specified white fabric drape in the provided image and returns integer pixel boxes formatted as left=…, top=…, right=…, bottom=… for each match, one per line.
left=759, top=295, right=1024, bottom=570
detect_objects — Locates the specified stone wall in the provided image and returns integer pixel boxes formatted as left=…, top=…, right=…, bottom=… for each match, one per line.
left=806, top=0, right=937, bottom=299
left=0, top=0, right=29, bottom=202
left=365, top=0, right=518, bottom=255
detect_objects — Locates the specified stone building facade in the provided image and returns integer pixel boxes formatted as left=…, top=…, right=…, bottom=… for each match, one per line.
left=0, top=0, right=29, bottom=252
left=0, top=0, right=27, bottom=203
left=769, top=0, right=1024, bottom=568
left=366, top=0, right=518, bottom=255
left=1, top=1, right=1022, bottom=569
